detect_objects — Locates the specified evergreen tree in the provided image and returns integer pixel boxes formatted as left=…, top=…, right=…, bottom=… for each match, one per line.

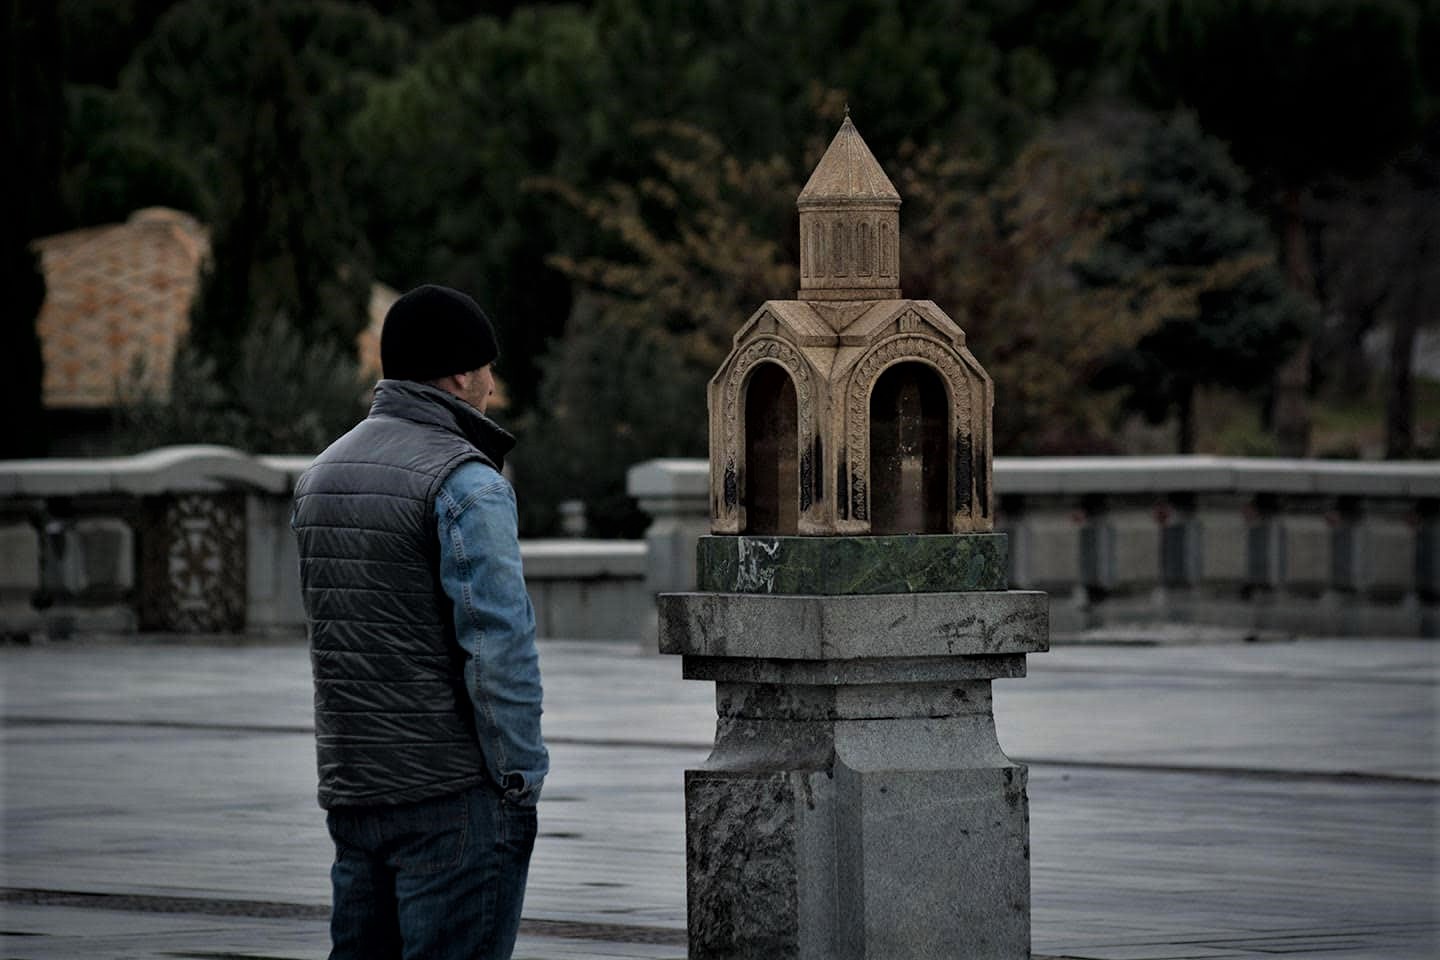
left=97, top=0, right=405, bottom=452
left=1314, top=141, right=1440, bottom=459
left=125, top=0, right=402, bottom=363
left=187, top=5, right=370, bottom=364
left=900, top=110, right=1188, bottom=454
left=58, top=84, right=204, bottom=228
left=521, top=124, right=799, bottom=534
left=1086, top=115, right=1309, bottom=453
left=117, top=313, right=366, bottom=455
left=1134, top=0, right=1425, bottom=454
left=591, top=0, right=1066, bottom=166
left=349, top=6, right=611, bottom=412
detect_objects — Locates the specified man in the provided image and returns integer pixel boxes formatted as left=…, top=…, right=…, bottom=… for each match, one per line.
left=292, top=284, right=548, bottom=960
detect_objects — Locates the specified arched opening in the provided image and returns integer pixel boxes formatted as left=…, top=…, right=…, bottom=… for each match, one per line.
left=869, top=362, right=948, bottom=534
left=744, top=363, right=799, bottom=534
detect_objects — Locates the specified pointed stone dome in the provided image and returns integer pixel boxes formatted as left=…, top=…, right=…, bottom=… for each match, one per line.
left=798, top=115, right=901, bottom=208
left=796, top=115, right=902, bottom=300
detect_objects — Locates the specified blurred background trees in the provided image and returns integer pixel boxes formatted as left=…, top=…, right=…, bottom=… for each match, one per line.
left=1083, top=112, right=1310, bottom=454
left=1133, top=0, right=1428, bottom=456
left=19, top=0, right=1439, bottom=529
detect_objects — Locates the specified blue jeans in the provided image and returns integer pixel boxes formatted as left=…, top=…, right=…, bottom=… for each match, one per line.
left=326, top=784, right=537, bottom=960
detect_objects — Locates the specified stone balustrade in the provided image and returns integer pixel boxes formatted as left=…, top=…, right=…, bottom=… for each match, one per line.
left=630, top=456, right=1440, bottom=638
left=3, top=449, right=1435, bottom=640
left=0, top=447, right=647, bottom=641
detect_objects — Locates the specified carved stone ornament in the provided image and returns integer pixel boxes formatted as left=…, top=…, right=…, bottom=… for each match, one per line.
left=139, top=492, right=246, bottom=631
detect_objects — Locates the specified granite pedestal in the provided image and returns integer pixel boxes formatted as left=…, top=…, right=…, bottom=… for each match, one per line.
left=659, top=535, right=1048, bottom=960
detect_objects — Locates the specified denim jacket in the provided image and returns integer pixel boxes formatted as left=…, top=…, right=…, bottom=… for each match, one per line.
left=436, top=460, right=549, bottom=806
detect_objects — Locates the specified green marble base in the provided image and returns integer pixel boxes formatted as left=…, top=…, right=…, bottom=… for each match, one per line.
left=696, top=534, right=1009, bottom=595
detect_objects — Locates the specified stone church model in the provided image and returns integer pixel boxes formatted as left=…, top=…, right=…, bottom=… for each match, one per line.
left=707, top=113, right=995, bottom=537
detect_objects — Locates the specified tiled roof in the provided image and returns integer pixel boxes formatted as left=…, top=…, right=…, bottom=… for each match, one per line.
left=35, top=208, right=208, bottom=408
left=35, top=209, right=408, bottom=410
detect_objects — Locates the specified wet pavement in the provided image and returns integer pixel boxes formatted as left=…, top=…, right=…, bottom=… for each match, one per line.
left=2, top=636, right=1436, bottom=959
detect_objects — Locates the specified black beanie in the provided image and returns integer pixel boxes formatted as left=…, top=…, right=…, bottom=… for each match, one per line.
left=380, top=284, right=500, bottom=381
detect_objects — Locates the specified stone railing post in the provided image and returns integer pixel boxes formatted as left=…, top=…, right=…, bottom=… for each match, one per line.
left=628, top=459, right=710, bottom=645
left=0, top=446, right=297, bottom=638
left=0, top=517, right=42, bottom=637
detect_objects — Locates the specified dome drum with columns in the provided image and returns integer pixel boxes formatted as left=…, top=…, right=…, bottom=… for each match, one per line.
left=708, top=115, right=994, bottom=536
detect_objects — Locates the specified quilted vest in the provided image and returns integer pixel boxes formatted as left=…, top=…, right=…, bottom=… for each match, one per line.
left=292, top=379, right=515, bottom=808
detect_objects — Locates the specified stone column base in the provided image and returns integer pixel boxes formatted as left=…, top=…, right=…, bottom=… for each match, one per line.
left=662, top=586, right=1045, bottom=960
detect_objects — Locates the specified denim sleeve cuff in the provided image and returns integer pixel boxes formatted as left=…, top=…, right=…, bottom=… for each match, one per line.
left=503, top=772, right=543, bottom=806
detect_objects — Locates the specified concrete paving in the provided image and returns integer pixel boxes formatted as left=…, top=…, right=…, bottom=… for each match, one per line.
left=1, top=636, right=1436, bottom=959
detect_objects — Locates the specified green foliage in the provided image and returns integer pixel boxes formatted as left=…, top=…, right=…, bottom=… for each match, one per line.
left=518, top=297, right=709, bottom=537
left=900, top=116, right=1166, bottom=454
left=92, top=1, right=398, bottom=454
left=349, top=0, right=1127, bottom=422
left=123, top=0, right=406, bottom=181
left=38, top=0, right=1436, bottom=490
left=1086, top=114, right=1310, bottom=451
left=1133, top=1, right=1427, bottom=454
left=119, top=0, right=406, bottom=365
left=117, top=313, right=367, bottom=454
left=519, top=124, right=799, bottom=534
left=538, top=124, right=799, bottom=374
left=350, top=0, right=517, bottom=39
left=349, top=6, right=610, bottom=411
left=590, top=0, right=1074, bottom=164
left=59, top=85, right=204, bottom=225
left=187, top=9, right=360, bottom=361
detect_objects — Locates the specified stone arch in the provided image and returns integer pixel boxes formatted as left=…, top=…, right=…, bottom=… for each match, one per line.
left=720, top=336, right=816, bottom=530
left=868, top=361, right=950, bottom=534
left=845, top=333, right=974, bottom=529
left=743, top=363, right=799, bottom=533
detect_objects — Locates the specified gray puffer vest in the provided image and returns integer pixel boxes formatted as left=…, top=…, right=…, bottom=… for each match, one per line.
left=292, top=379, right=516, bottom=809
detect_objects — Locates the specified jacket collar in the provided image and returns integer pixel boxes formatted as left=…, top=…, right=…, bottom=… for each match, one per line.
left=369, top=379, right=516, bottom=470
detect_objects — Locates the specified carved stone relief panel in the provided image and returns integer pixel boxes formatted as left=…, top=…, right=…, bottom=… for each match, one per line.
left=139, top=492, right=246, bottom=632
left=798, top=209, right=900, bottom=296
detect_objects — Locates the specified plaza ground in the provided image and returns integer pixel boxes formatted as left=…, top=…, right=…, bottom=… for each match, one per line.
left=1, top=635, right=1436, bottom=959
